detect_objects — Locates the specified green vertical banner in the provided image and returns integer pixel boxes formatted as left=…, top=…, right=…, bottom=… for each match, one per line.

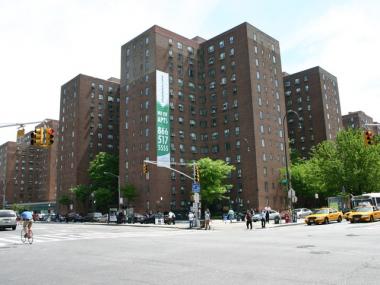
left=156, top=70, right=170, bottom=168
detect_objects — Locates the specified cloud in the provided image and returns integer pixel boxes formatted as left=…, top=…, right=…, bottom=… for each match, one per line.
left=281, top=1, right=380, bottom=121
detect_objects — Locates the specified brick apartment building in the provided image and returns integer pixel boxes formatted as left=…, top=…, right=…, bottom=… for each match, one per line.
left=283, top=67, right=343, bottom=159
left=11, top=119, right=59, bottom=205
left=0, top=141, right=16, bottom=208
left=342, top=110, right=373, bottom=130
left=120, top=22, right=288, bottom=212
left=56, top=74, right=120, bottom=212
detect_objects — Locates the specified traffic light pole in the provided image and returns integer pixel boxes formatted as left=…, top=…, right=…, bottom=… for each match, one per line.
left=0, top=121, right=45, bottom=129
left=143, top=160, right=195, bottom=181
left=144, top=160, right=201, bottom=228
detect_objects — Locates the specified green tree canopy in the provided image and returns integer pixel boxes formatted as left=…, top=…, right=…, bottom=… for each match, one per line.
left=121, top=184, right=138, bottom=206
left=89, top=152, right=119, bottom=191
left=93, top=188, right=114, bottom=213
left=290, top=129, right=380, bottom=200
left=193, top=157, right=235, bottom=207
left=71, top=184, right=92, bottom=203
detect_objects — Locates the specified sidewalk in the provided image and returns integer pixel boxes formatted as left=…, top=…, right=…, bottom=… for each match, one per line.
left=103, top=218, right=305, bottom=230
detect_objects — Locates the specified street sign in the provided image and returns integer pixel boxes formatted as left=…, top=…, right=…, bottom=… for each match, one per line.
left=192, top=183, right=200, bottom=193
left=194, top=193, right=200, bottom=203
left=288, top=188, right=296, bottom=199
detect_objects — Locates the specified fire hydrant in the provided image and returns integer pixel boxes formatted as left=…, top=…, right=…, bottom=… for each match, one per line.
left=284, top=213, right=290, bottom=223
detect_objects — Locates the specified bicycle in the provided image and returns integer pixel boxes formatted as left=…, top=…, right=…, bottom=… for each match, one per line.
left=21, top=227, right=33, bottom=244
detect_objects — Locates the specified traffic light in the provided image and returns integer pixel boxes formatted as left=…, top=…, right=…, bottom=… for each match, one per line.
left=364, top=130, right=374, bottom=145
left=34, top=127, right=44, bottom=146
left=143, top=163, right=148, bottom=174
left=45, top=128, right=55, bottom=146
left=30, top=131, right=36, bottom=145
left=194, top=165, right=200, bottom=183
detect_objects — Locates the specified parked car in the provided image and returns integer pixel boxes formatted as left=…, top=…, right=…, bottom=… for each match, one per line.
left=84, top=212, right=103, bottom=222
left=349, top=206, right=380, bottom=223
left=99, top=214, right=109, bottom=223
left=295, top=208, right=313, bottom=218
left=0, top=210, right=17, bottom=230
left=53, top=214, right=67, bottom=222
left=67, top=213, right=84, bottom=222
left=253, top=210, right=281, bottom=222
left=131, top=213, right=145, bottom=224
left=140, top=213, right=166, bottom=224
left=304, top=208, right=343, bottom=225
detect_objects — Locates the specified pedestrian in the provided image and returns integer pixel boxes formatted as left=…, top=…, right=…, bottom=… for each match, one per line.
left=261, top=210, right=266, bottom=228
left=188, top=211, right=194, bottom=229
left=228, top=208, right=234, bottom=223
left=204, top=209, right=211, bottom=230
left=168, top=211, right=176, bottom=225
left=245, top=210, right=252, bottom=230
left=265, top=209, right=270, bottom=224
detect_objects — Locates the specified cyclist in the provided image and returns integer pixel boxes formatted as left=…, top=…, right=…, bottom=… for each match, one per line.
left=21, top=210, right=33, bottom=238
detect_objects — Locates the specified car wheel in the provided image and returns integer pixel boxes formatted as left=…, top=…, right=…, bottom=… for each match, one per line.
left=337, top=216, right=342, bottom=223
left=350, top=219, right=355, bottom=224
left=307, top=222, right=311, bottom=226
left=324, top=218, right=329, bottom=224
left=12, top=226, right=16, bottom=230
left=370, top=216, right=374, bottom=223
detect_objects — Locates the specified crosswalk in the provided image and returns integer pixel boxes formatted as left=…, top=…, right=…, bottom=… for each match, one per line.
left=0, top=226, right=191, bottom=248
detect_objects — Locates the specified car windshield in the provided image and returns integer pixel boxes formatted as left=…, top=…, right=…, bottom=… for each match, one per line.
left=315, top=209, right=329, bottom=214
left=354, top=207, right=372, bottom=212
left=0, top=211, right=16, bottom=218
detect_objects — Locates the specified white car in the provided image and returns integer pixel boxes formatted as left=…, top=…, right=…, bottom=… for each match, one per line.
left=0, top=210, right=17, bottom=230
left=295, top=208, right=313, bottom=218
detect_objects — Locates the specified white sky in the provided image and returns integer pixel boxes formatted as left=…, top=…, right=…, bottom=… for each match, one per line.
left=1, top=0, right=379, bottom=145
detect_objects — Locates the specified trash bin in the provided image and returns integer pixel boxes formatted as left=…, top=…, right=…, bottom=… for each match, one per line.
left=274, top=216, right=280, bottom=224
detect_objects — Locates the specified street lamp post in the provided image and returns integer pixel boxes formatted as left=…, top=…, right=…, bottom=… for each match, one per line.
left=104, top=172, right=121, bottom=211
left=282, top=110, right=301, bottom=221
left=1, top=180, right=5, bottom=209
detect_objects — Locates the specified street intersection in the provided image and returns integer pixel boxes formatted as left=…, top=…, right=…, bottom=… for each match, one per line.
left=0, top=220, right=379, bottom=285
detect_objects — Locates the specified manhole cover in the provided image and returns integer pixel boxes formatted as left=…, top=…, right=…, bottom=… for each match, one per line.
left=297, top=245, right=315, bottom=248
left=310, top=250, right=330, bottom=254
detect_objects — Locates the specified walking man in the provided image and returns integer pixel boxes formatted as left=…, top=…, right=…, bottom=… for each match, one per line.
left=245, top=210, right=252, bottom=230
left=261, top=210, right=266, bottom=228
left=204, top=209, right=211, bottom=230
left=188, top=211, right=194, bottom=229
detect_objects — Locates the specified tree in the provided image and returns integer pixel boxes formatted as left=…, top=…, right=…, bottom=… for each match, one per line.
left=88, top=152, right=119, bottom=209
left=289, top=129, right=380, bottom=203
left=93, top=188, right=114, bottom=213
left=71, top=184, right=92, bottom=209
left=89, top=152, right=119, bottom=191
left=121, top=184, right=138, bottom=207
left=58, top=194, right=72, bottom=212
left=193, top=157, right=235, bottom=207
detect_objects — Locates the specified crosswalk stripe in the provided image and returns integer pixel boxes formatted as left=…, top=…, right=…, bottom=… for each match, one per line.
left=0, top=229, right=191, bottom=247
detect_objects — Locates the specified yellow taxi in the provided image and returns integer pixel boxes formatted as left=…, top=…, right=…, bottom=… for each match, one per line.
left=349, top=206, right=380, bottom=223
left=304, top=208, right=343, bottom=225
left=344, top=210, right=353, bottom=221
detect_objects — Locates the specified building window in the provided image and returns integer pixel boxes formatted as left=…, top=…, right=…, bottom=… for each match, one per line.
left=208, top=45, right=215, bottom=53
left=219, top=40, right=225, bottom=48
left=229, top=36, right=234, bottom=44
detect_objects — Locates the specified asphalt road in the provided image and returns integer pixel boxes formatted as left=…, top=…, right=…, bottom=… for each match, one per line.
left=0, top=220, right=379, bottom=285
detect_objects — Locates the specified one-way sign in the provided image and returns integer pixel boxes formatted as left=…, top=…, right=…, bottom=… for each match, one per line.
left=192, top=183, right=200, bottom=193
